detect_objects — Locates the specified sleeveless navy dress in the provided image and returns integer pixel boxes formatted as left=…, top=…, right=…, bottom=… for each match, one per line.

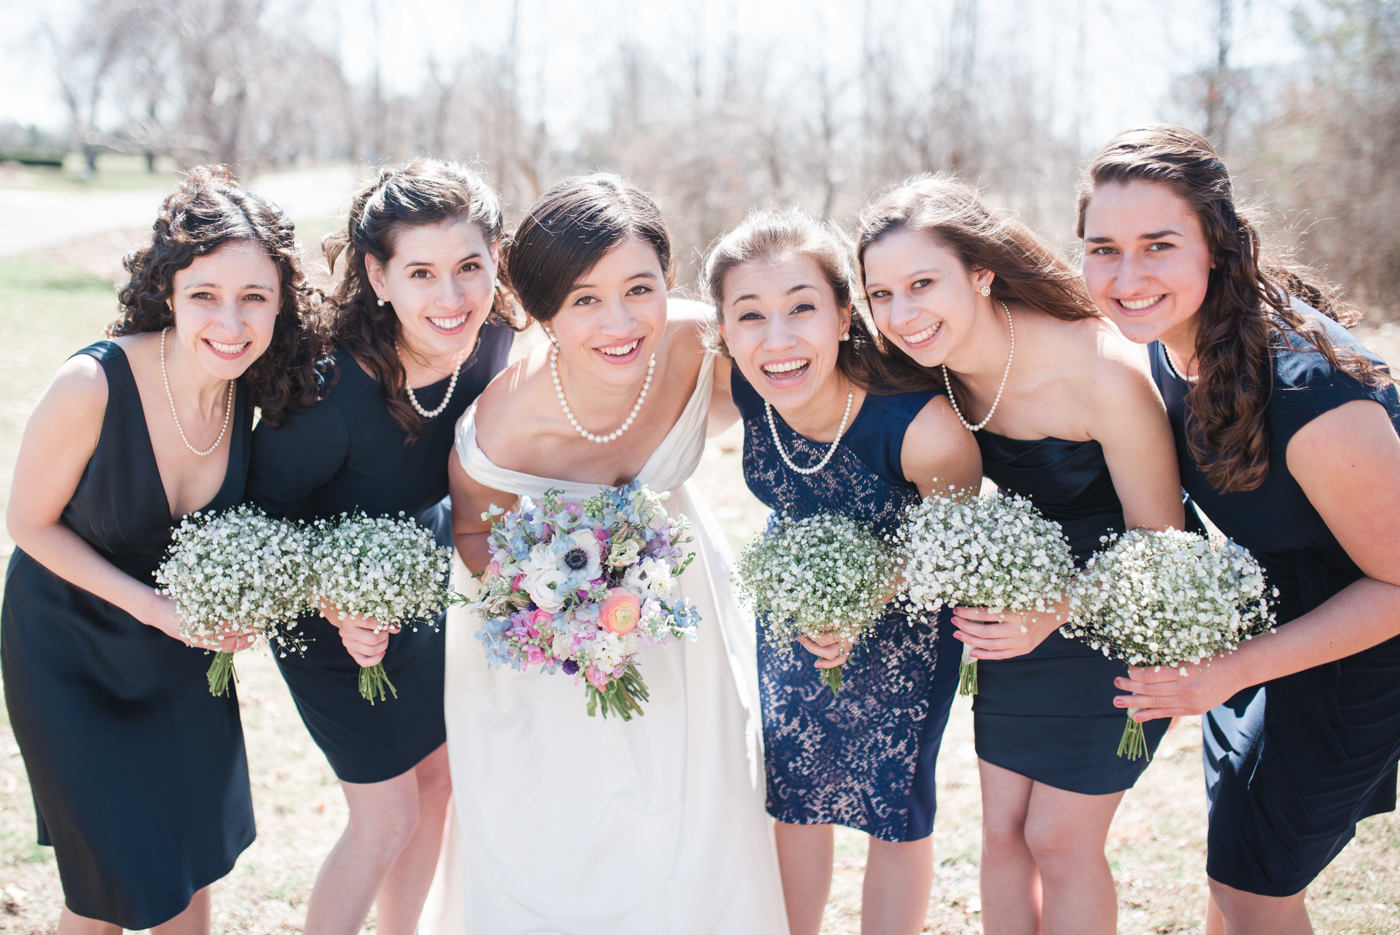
left=1152, top=307, right=1400, bottom=897
left=246, top=325, right=512, bottom=784
left=732, top=371, right=961, bottom=842
left=1, top=342, right=256, bottom=929
left=973, top=433, right=1170, bottom=794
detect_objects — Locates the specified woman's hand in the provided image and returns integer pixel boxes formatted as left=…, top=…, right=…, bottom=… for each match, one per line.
left=319, top=598, right=399, bottom=667
left=139, top=592, right=258, bottom=652
left=951, top=599, right=1069, bottom=660
left=1114, top=654, right=1250, bottom=721
left=797, top=633, right=852, bottom=670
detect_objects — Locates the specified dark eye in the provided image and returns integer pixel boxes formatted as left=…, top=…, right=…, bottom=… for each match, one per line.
left=410, top=268, right=432, bottom=279
left=574, top=294, right=598, bottom=307
left=460, top=261, right=481, bottom=273
left=627, top=284, right=653, bottom=296
left=243, top=293, right=267, bottom=302
left=191, top=291, right=214, bottom=300
left=867, top=288, right=891, bottom=300
left=1146, top=242, right=1172, bottom=252
left=737, top=310, right=764, bottom=322
left=792, top=302, right=816, bottom=314
left=912, top=278, right=932, bottom=289
left=1089, top=245, right=1118, bottom=256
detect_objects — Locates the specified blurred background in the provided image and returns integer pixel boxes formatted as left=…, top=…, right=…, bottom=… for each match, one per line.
left=0, top=1, right=1398, bottom=933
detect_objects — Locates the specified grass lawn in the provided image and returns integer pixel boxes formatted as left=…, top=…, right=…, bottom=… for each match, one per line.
left=1, top=249, right=1398, bottom=933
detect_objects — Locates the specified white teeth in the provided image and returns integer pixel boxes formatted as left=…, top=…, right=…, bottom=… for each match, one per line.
left=430, top=314, right=467, bottom=329
left=762, top=359, right=809, bottom=375
left=1119, top=296, right=1163, bottom=311
left=599, top=340, right=640, bottom=356
left=208, top=340, right=249, bottom=355
left=904, top=322, right=940, bottom=344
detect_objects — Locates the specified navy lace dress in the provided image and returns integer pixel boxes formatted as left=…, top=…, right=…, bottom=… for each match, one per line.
left=1, top=342, right=255, bottom=929
left=732, top=371, right=961, bottom=842
left=973, top=433, right=1170, bottom=794
left=247, top=325, right=512, bottom=783
left=1152, top=307, right=1400, bottom=897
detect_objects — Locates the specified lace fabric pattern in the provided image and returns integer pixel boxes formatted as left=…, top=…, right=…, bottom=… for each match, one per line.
left=744, top=413, right=946, bottom=842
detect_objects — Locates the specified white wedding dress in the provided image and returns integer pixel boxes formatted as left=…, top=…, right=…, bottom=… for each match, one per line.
left=421, top=350, right=788, bottom=935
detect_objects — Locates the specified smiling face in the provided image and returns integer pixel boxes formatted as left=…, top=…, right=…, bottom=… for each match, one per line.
left=549, top=236, right=669, bottom=386
left=365, top=217, right=499, bottom=364
left=169, top=239, right=280, bottom=379
left=1080, top=179, right=1214, bottom=347
left=718, top=253, right=852, bottom=412
left=861, top=228, right=992, bottom=369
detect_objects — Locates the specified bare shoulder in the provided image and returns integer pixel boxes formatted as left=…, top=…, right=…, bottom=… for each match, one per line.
left=45, top=351, right=111, bottom=414
left=902, top=393, right=982, bottom=492
left=1059, top=316, right=1157, bottom=408
left=474, top=344, right=548, bottom=423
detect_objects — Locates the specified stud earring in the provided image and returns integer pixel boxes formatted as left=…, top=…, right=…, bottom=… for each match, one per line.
left=544, top=327, right=557, bottom=344
left=377, top=297, right=386, bottom=307
left=980, top=284, right=991, bottom=297
left=839, top=333, right=850, bottom=342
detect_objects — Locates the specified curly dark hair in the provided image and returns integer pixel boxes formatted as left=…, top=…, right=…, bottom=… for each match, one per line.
left=701, top=205, right=941, bottom=395
left=108, top=165, right=327, bottom=428
left=323, top=159, right=523, bottom=440
left=1076, top=125, right=1386, bottom=493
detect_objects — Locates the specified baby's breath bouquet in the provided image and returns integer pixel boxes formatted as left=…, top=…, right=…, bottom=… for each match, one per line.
left=1064, top=528, right=1277, bottom=760
left=894, top=488, right=1075, bottom=696
left=156, top=504, right=314, bottom=696
left=737, top=512, right=896, bottom=695
left=309, top=512, right=454, bottom=703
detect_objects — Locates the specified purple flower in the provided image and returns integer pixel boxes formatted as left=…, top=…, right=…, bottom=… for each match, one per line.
left=562, top=659, right=579, bottom=675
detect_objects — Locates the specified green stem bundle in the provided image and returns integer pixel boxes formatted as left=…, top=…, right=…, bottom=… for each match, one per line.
left=1118, top=708, right=1149, bottom=761
left=359, top=663, right=399, bottom=704
left=207, top=651, right=237, bottom=697
left=585, top=664, right=650, bottom=720
left=957, top=641, right=979, bottom=696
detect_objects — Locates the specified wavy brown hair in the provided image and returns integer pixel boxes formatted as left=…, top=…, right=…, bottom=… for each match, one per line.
left=702, top=206, right=942, bottom=395
left=323, top=159, right=523, bottom=440
left=1076, top=125, right=1386, bottom=493
left=109, top=165, right=326, bottom=428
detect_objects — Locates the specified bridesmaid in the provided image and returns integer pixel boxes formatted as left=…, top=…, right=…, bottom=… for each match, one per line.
left=706, top=207, right=981, bottom=935
left=2, top=167, right=323, bottom=934
left=856, top=178, right=1184, bottom=935
left=1081, top=126, right=1400, bottom=935
left=245, top=160, right=518, bottom=935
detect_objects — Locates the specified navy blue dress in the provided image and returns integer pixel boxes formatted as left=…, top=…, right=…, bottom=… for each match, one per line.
left=973, top=433, right=1170, bottom=794
left=733, top=372, right=961, bottom=842
left=1, top=342, right=256, bottom=929
left=1152, top=308, right=1400, bottom=897
left=247, top=325, right=512, bottom=784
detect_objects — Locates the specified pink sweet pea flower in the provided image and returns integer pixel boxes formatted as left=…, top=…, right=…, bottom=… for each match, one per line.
left=511, top=573, right=527, bottom=591
left=530, top=608, right=554, bottom=628
left=586, top=665, right=610, bottom=690
left=599, top=588, right=641, bottom=635
left=484, top=561, right=502, bottom=581
left=525, top=645, right=546, bottom=666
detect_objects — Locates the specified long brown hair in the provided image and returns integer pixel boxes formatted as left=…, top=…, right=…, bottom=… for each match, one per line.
left=323, top=159, right=523, bottom=440
left=702, top=206, right=941, bottom=394
left=1076, top=125, right=1386, bottom=492
left=110, top=165, right=326, bottom=428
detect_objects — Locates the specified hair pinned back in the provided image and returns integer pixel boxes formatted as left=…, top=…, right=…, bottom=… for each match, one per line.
left=1076, top=124, right=1384, bottom=492
left=324, top=159, right=521, bottom=440
left=110, top=165, right=327, bottom=428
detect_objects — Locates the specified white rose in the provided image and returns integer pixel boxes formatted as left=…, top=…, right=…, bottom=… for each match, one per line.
left=608, top=538, right=643, bottom=568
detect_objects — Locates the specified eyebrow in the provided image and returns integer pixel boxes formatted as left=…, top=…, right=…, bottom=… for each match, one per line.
left=404, top=252, right=482, bottom=268
left=183, top=282, right=275, bottom=290
left=571, top=271, right=661, bottom=291
left=1085, top=230, right=1181, bottom=244
left=730, top=282, right=818, bottom=305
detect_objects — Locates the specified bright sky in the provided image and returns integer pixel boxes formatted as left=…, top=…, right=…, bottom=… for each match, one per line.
left=0, top=0, right=1306, bottom=151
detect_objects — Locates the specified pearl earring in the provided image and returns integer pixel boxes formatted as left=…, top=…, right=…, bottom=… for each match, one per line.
left=544, top=327, right=557, bottom=344
left=377, top=297, right=386, bottom=307
left=980, top=284, right=991, bottom=297
left=839, top=333, right=850, bottom=342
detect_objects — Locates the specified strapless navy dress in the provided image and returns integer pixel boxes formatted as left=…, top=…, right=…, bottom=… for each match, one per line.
left=247, top=325, right=511, bottom=784
left=972, top=432, right=1170, bottom=794
left=733, top=372, right=961, bottom=842
left=1153, top=307, right=1400, bottom=896
left=1, top=342, right=255, bottom=928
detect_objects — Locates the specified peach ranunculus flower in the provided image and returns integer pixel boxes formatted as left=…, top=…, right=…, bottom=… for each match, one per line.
left=599, top=587, right=642, bottom=635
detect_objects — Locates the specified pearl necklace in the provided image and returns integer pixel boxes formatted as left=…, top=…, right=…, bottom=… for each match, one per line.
left=1163, top=345, right=1199, bottom=383
left=552, top=344, right=655, bottom=444
left=161, top=327, right=233, bottom=457
left=943, top=300, right=1014, bottom=433
left=405, top=352, right=465, bottom=420
left=765, top=385, right=854, bottom=476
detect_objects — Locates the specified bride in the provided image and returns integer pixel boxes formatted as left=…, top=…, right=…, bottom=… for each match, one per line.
left=424, top=174, right=788, bottom=934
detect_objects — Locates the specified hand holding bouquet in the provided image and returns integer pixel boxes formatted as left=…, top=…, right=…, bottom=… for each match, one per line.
left=894, top=487, right=1075, bottom=695
left=156, top=504, right=313, bottom=696
left=1064, top=528, right=1276, bottom=759
left=737, top=512, right=896, bottom=696
left=309, top=512, right=453, bottom=703
left=470, top=480, right=699, bottom=721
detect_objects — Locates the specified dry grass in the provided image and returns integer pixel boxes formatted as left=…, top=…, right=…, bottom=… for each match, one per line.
left=2, top=250, right=1399, bottom=933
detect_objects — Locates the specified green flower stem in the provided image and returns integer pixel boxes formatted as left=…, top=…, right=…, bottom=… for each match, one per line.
left=359, top=663, right=399, bottom=704
left=821, top=663, right=844, bottom=696
left=207, top=651, right=237, bottom=697
left=586, top=663, right=650, bottom=720
left=958, top=641, right=978, bottom=696
left=1117, top=709, right=1149, bottom=760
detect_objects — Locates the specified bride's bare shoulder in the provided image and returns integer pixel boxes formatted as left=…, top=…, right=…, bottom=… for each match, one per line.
left=474, top=344, right=551, bottom=428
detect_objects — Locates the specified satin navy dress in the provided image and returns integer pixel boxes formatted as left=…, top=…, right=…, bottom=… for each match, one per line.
left=973, top=433, right=1170, bottom=794
left=1, top=342, right=256, bottom=929
left=1152, top=306, right=1400, bottom=897
left=247, top=324, right=511, bottom=783
left=733, top=372, right=961, bottom=842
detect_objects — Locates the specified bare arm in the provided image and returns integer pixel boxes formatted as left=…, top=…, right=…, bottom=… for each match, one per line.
left=707, top=354, right=741, bottom=437
left=448, top=447, right=516, bottom=574
left=901, top=395, right=982, bottom=497
left=1116, top=398, right=1400, bottom=718
left=7, top=357, right=234, bottom=648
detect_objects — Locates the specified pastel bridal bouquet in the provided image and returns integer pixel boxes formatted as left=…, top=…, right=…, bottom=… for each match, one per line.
left=1064, top=528, right=1277, bottom=760
left=894, top=486, right=1075, bottom=696
left=470, top=480, right=700, bottom=721
left=737, top=512, right=897, bottom=696
left=156, top=504, right=314, bottom=696
left=309, top=512, right=454, bottom=704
